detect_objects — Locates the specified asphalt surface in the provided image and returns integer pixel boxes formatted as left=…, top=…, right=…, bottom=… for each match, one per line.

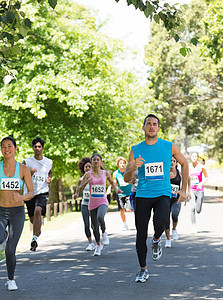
left=0, top=188, right=223, bottom=300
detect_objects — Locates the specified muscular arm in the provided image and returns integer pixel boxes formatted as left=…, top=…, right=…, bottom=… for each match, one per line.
left=172, top=143, right=189, bottom=204
left=124, top=150, right=145, bottom=182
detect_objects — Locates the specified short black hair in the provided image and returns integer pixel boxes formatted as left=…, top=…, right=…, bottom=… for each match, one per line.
left=78, top=157, right=91, bottom=175
left=32, top=137, right=45, bottom=147
left=143, top=114, right=160, bottom=126
left=1, top=136, right=16, bottom=148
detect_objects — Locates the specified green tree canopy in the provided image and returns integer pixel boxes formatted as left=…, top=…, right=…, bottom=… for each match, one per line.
left=0, top=1, right=146, bottom=179
left=144, top=0, right=223, bottom=160
left=0, top=0, right=193, bottom=81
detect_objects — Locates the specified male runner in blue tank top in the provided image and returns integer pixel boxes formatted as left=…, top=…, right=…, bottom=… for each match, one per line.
left=124, top=114, right=188, bottom=283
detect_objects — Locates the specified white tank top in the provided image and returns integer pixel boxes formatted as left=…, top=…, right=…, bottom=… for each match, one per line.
left=82, top=184, right=90, bottom=206
left=24, top=156, right=52, bottom=196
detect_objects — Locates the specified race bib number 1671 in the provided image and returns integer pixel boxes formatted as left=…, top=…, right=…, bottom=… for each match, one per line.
left=145, top=162, right=164, bottom=180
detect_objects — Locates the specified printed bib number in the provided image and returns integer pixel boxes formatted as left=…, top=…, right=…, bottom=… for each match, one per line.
left=83, top=191, right=90, bottom=201
left=118, top=178, right=129, bottom=187
left=1, top=178, right=20, bottom=190
left=191, top=176, right=199, bottom=185
left=171, top=184, right=179, bottom=197
left=33, top=174, right=45, bottom=183
left=33, top=174, right=45, bottom=190
left=91, top=185, right=104, bottom=198
left=145, top=162, right=164, bottom=180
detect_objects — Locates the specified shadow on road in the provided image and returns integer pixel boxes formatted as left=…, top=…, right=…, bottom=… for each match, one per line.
left=0, top=230, right=223, bottom=300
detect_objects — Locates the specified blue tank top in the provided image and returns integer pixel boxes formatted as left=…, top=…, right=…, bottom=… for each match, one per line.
left=132, top=139, right=172, bottom=198
left=0, top=161, right=23, bottom=190
left=114, top=169, right=132, bottom=197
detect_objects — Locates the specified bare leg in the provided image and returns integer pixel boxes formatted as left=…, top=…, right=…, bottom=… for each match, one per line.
left=33, top=206, right=42, bottom=237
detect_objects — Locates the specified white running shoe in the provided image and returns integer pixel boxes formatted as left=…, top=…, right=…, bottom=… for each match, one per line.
left=102, top=232, right=109, bottom=246
left=85, top=243, right=95, bottom=251
left=165, top=239, right=171, bottom=248
left=123, top=222, right=128, bottom=231
left=94, top=244, right=103, bottom=256
left=151, top=239, right=162, bottom=261
left=135, top=269, right=149, bottom=283
left=5, top=280, right=18, bottom=291
left=30, top=238, right=38, bottom=251
left=191, top=225, right=197, bottom=235
left=172, top=230, right=178, bottom=240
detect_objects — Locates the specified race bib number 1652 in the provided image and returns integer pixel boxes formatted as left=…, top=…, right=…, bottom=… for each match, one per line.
left=91, top=185, right=104, bottom=198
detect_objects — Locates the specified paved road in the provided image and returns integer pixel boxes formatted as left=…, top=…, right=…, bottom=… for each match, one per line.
left=1, top=189, right=223, bottom=300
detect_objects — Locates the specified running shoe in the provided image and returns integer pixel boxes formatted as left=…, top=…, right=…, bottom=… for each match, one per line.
left=85, top=243, right=95, bottom=251
left=191, top=226, right=197, bottom=235
left=135, top=269, right=149, bottom=283
left=0, top=229, right=8, bottom=252
left=151, top=239, right=162, bottom=261
left=172, top=229, right=178, bottom=240
left=165, top=239, right=171, bottom=248
left=102, top=232, right=109, bottom=246
left=30, top=238, right=38, bottom=251
left=94, top=243, right=103, bottom=256
left=5, top=280, right=18, bottom=291
left=123, top=222, right=128, bottom=231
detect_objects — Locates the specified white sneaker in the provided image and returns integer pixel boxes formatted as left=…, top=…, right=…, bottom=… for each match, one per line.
left=102, top=232, right=109, bottom=246
left=85, top=243, right=95, bottom=251
left=151, top=239, right=162, bottom=261
left=135, top=269, right=149, bottom=283
left=172, top=230, right=178, bottom=240
left=165, top=239, right=171, bottom=248
left=123, top=222, right=128, bottom=231
left=5, top=280, right=18, bottom=291
left=30, top=238, right=38, bottom=251
left=191, top=226, right=197, bottom=235
left=94, top=243, right=103, bottom=256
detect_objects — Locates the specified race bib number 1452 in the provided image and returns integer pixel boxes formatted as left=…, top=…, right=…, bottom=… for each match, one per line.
left=1, top=178, right=20, bottom=190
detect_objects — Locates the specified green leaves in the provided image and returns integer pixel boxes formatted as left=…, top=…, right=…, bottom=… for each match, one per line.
left=190, top=37, right=199, bottom=46
left=0, top=0, right=58, bottom=80
left=24, top=18, right=32, bottom=28
left=0, top=1, right=142, bottom=178
left=48, top=0, right=57, bottom=9
left=144, top=0, right=223, bottom=160
left=180, top=47, right=191, bottom=57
